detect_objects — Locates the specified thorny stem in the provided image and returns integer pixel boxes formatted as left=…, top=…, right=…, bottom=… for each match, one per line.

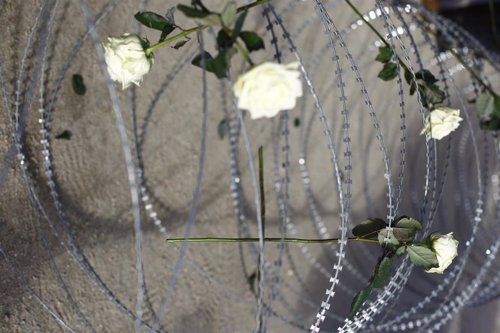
left=145, top=0, right=270, bottom=56
left=344, top=0, right=497, bottom=96
left=418, top=19, right=497, bottom=95
left=166, top=237, right=380, bottom=244
left=445, top=47, right=496, bottom=95
left=166, top=224, right=384, bottom=245
left=146, top=25, right=204, bottom=56
left=344, top=0, right=412, bottom=74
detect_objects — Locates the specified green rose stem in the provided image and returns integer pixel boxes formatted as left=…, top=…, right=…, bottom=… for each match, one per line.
left=144, top=0, right=271, bottom=57
left=344, top=0, right=498, bottom=96
left=166, top=237, right=380, bottom=244
left=343, top=0, right=410, bottom=75
left=441, top=45, right=496, bottom=95
left=221, top=24, right=255, bottom=67
left=235, top=39, right=255, bottom=67
left=167, top=146, right=380, bottom=245
left=418, top=22, right=497, bottom=95
left=146, top=25, right=203, bottom=56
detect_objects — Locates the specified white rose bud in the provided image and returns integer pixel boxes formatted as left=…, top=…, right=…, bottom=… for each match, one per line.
left=425, top=232, right=459, bottom=274
left=233, top=62, right=303, bottom=119
left=103, top=33, right=152, bottom=89
left=420, top=107, right=463, bottom=140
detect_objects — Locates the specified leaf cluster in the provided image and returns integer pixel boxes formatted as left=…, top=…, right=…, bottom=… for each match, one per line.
left=349, top=216, right=439, bottom=319
left=404, top=69, right=445, bottom=108
left=375, top=46, right=398, bottom=81
left=179, top=1, right=265, bottom=79
left=375, top=46, right=445, bottom=108
left=135, top=9, right=180, bottom=44
left=352, top=216, right=421, bottom=247
left=476, top=92, right=500, bottom=130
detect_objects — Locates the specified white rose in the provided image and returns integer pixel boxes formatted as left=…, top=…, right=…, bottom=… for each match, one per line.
left=425, top=232, right=459, bottom=274
left=233, top=62, right=303, bottom=119
left=420, top=107, right=463, bottom=140
left=103, top=33, right=152, bottom=89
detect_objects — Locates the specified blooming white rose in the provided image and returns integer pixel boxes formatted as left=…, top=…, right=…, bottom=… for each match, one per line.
left=233, top=62, right=303, bottom=119
left=425, top=232, right=459, bottom=274
left=420, top=107, right=463, bottom=140
left=103, top=33, right=152, bottom=89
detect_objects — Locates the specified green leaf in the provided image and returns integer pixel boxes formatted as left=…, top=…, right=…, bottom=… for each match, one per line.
left=491, top=94, right=500, bottom=116
left=191, top=48, right=235, bottom=79
left=159, top=31, right=169, bottom=43
left=378, top=228, right=400, bottom=247
left=417, top=84, right=429, bottom=108
left=395, top=246, right=406, bottom=256
left=419, top=235, right=434, bottom=248
left=221, top=2, right=237, bottom=27
left=375, top=46, right=393, bottom=63
left=218, top=117, right=228, bottom=139
left=372, top=256, right=392, bottom=288
left=192, top=0, right=210, bottom=12
left=476, top=92, right=497, bottom=121
left=138, top=37, right=150, bottom=51
left=409, top=80, right=417, bottom=96
left=395, top=217, right=422, bottom=231
left=404, top=68, right=417, bottom=95
left=480, top=116, right=500, bottom=130
left=425, top=82, right=446, bottom=105
left=240, top=31, right=265, bottom=52
left=407, top=245, right=439, bottom=269
left=55, top=130, right=72, bottom=140
left=232, top=11, right=248, bottom=40
left=412, top=69, right=444, bottom=107
left=378, top=62, right=398, bottom=81
left=417, top=82, right=445, bottom=108
left=404, top=68, right=413, bottom=85
left=349, top=285, right=373, bottom=319
left=160, top=8, right=177, bottom=42
left=352, top=218, right=387, bottom=239
left=217, top=29, right=233, bottom=50
left=392, top=228, right=417, bottom=242
left=192, top=51, right=213, bottom=63
left=415, top=69, right=438, bottom=84
left=382, top=217, right=422, bottom=243
left=177, top=4, right=209, bottom=18
left=192, top=51, right=214, bottom=71
left=294, top=117, right=300, bottom=127
left=72, top=74, right=86, bottom=95
left=172, top=39, right=189, bottom=50
left=135, top=12, right=175, bottom=36
left=212, top=48, right=235, bottom=78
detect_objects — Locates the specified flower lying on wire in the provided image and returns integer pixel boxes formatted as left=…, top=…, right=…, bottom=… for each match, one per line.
left=425, top=232, right=459, bottom=274
left=103, top=33, right=153, bottom=89
left=348, top=216, right=459, bottom=319
left=233, top=62, right=303, bottom=119
left=420, top=107, right=463, bottom=140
